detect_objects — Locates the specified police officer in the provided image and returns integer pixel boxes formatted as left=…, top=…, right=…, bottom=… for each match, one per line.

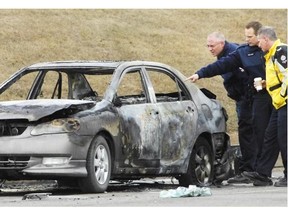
left=243, top=26, right=287, bottom=187
left=205, top=32, right=252, bottom=183
left=186, top=21, right=273, bottom=183
left=206, top=32, right=248, bottom=102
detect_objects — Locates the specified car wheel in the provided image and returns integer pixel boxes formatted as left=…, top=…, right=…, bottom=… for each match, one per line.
left=79, top=135, right=111, bottom=193
left=178, top=137, right=213, bottom=187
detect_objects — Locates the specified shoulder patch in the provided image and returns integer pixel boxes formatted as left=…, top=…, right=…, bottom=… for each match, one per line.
left=280, top=55, right=287, bottom=64
left=275, top=45, right=287, bottom=65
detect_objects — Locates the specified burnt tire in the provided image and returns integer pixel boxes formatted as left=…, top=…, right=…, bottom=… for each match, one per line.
left=79, top=135, right=111, bottom=193
left=178, top=137, right=214, bottom=187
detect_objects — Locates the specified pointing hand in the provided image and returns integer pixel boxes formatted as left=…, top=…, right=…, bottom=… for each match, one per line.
left=185, top=74, right=199, bottom=83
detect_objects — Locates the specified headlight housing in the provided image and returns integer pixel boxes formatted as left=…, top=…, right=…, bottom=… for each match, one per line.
left=31, top=118, right=80, bottom=136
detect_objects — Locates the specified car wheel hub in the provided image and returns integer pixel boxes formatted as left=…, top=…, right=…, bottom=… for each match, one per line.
left=94, top=145, right=109, bottom=185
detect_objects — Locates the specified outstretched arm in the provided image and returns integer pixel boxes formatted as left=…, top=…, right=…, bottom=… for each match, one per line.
left=187, top=50, right=241, bottom=82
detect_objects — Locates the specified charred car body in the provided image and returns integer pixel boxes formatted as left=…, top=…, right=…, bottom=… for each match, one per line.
left=0, top=61, right=235, bottom=193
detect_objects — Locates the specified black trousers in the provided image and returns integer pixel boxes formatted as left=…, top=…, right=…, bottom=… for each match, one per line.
left=256, top=105, right=287, bottom=178
left=252, top=92, right=273, bottom=173
left=237, top=91, right=272, bottom=173
left=236, top=98, right=254, bottom=172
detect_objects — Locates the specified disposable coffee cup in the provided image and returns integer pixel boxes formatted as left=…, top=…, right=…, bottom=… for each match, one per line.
left=254, top=77, right=262, bottom=91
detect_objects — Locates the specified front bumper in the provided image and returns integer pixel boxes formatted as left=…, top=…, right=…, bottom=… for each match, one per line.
left=0, top=156, right=87, bottom=179
left=0, top=131, right=92, bottom=179
left=22, top=158, right=87, bottom=177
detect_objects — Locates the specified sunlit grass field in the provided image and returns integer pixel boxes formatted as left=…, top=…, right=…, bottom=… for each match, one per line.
left=0, top=9, right=287, bottom=142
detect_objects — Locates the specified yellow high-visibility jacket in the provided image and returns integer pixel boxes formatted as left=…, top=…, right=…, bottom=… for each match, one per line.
left=265, top=39, right=287, bottom=109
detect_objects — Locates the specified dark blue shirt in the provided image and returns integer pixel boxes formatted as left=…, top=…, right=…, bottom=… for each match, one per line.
left=197, top=44, right=265, bottom=85
left=211, top=41, right=249, bottom=101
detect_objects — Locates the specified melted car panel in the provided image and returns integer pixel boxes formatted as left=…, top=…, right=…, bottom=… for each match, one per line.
left=0, top=61, right=235, bottom=193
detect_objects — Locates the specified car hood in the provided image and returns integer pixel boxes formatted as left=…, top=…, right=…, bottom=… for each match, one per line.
left=0, top=99, right=95, bottom=121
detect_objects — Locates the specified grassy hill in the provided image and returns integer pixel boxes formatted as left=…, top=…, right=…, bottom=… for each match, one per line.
left=0, top=9, right=287, bottom=141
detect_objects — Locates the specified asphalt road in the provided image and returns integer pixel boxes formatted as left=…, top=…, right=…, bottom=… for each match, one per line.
left=0, top=168, right=287, bottom=215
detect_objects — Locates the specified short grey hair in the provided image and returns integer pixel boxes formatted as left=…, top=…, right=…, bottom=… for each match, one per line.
left=257, top=26, right=278, bottom=40
left=208, top=32, right=226, bottom=42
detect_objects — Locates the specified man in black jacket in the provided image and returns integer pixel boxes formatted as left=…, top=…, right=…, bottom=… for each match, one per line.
left=187, top=22, right=273, bottom=184
left=206, top=32, right=247, bottom=101
left=205, top=32, right=252, bottom=184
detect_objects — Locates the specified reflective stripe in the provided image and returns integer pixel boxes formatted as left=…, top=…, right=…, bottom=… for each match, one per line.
left=269, top=83, right=282, bottom=91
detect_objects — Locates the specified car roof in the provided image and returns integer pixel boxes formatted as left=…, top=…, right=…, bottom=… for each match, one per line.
left=25, top=60, right=172, bottom=71
left=26, top=60, right=124, bottom=70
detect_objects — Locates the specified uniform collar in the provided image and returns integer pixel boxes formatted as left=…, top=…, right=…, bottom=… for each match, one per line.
left=218, top=41, right=229, bottom=58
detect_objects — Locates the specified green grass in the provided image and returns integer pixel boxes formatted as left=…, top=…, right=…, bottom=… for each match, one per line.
left=0, top=9, right=287, bottom=138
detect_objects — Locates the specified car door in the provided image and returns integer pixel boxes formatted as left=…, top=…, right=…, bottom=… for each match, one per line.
left=145, top=67, right=197, bottom=169
left=115, top=68, right=161, bottom=168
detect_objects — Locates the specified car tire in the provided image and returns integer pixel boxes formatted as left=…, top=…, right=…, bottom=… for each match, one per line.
left=79, top=135, right=111, bottom=193
left=178, top=137, right=214, bottom=187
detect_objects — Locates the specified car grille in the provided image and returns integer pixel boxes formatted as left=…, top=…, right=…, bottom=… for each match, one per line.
left=0, top=120, right=28, bottom=137
left=0, top=156, right=30, bottom=168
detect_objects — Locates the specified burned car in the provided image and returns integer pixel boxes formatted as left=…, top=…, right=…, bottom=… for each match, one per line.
left=0, top=60, right=235, bottom=193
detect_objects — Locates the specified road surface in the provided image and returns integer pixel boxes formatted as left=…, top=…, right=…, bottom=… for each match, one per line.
left=0, top=168, right=286, bottom=215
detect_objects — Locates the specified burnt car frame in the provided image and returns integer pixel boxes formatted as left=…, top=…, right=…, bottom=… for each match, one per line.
left=0, top=60, right=235, bottom=193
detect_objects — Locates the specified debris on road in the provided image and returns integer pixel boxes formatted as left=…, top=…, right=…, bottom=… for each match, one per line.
left=22, top=192, right=52, bottom=200
left=159, top=185, right=212, bottom=198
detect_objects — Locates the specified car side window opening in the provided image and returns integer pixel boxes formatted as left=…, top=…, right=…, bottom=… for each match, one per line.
left=116, top=70, right=147, bottom=104
left=38, top=71, right=69, bottom=99
left=146, top=69, right=188, bottom=102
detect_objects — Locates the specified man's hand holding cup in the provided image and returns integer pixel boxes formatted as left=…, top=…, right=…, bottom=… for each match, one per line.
left=254, top=77, right=265, bottom=91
